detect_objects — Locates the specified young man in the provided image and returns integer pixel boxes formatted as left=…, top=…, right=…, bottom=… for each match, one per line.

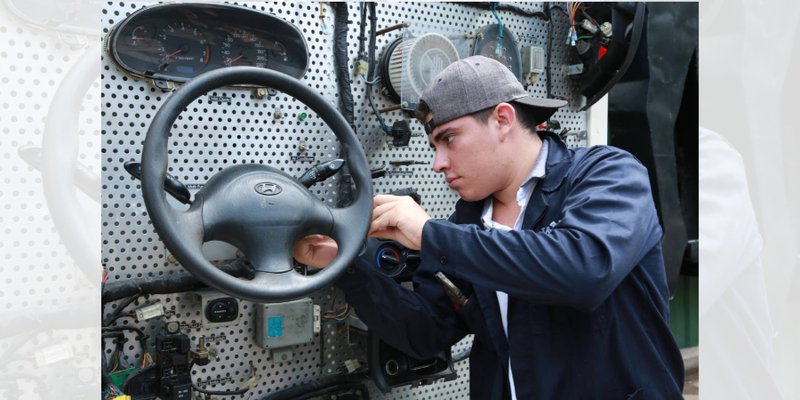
left=295, top=56, right=684, bottom=399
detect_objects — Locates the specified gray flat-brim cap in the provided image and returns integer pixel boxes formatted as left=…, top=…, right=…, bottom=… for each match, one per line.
left=418, top=55, right=568, bottom=134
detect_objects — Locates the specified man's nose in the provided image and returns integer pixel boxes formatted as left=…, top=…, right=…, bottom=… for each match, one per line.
left=432, top=150, right=448, bottom=172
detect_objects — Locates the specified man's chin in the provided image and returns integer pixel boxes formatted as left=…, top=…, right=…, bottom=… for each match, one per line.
left=457, top=190, right=481, bottom=202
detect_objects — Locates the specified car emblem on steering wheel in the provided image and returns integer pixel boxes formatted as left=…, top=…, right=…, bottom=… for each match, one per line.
left=254, top=182, right=282, bottom=196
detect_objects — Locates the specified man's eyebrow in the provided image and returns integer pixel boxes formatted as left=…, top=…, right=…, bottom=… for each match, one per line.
left=428, top=127, right=453, bottom=149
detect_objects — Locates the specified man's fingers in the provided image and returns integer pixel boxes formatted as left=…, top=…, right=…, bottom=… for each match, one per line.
left=369, top=209, right=395, bottom=235
left=373, top=194, right=400, bottom=207
left=370, top=201, right=396, bottom=222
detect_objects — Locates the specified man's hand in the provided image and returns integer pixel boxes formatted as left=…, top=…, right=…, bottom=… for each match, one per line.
left=369, top=194, right=431, bottom=250
left=293, top=234, right=338, bottom=269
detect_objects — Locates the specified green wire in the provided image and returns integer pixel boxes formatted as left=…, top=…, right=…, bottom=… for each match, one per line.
left=491, top=2, right=504, bottom=55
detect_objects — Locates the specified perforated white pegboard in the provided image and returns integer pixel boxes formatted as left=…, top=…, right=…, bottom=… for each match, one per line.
left=100, top=2, right=586, bottom=399
left=0, top=1, right=102, bottom=398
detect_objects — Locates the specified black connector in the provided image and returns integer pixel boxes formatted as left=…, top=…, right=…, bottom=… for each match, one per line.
left=389, top=187, right=421, bottom=205
left=370, top=167, right=387, bottom=179
left=390, top=120, right=412, bottom=147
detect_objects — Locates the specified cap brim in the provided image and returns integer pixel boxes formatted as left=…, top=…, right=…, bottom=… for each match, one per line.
left=513, top=97, right=568, bottom=125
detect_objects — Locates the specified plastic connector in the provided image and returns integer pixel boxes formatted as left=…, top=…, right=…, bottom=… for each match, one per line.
left=600, top=22, right=612, bottom=37
left=580, top=19, right=598, bottom=34
left=242, top=368, right=261, bottom=388
left=135, top=303, right=164, bottom=322
left=344, top=359, right=361, bottom=373
left=356, top=59, right=369, bottom=78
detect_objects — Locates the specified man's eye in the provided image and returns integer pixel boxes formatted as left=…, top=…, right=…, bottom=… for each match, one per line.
left=446, top=135, right=455, bottom=144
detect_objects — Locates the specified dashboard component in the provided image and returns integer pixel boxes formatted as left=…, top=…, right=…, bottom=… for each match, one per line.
left=124, top=324, right=192, bottom=400
left=297, top=159, right=346, bottom=188
left=380, top=33, right=460, bottom=107
left=389, top=120, right=412, bottom=147
left=254, top=298, right=316, bottom=350
left=135, top=302, right=165, bottom=322
left=570, top=2, right=646, bottom=110
left=471, top=23, right=522, bottom=80
left=367, top=332, right=456, bottom=393
left=363, top=238, right=420, bottom=281
left=194, top=290, right=240, bottom=328
left=106, top=3, right=309, bottom=82
left=521, top=46, right=545, bottom=84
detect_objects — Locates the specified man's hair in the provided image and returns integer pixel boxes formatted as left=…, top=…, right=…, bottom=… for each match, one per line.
left=416, top=100, right=539, bottom=134
left=469, top=102, right=540, bottom=133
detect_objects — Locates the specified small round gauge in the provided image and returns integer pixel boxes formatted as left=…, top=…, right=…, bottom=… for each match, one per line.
left=220, top=31, right=269, bottom=68
left=113, top=23, right=165, bottom=69
left=265, top=39, right=288, bottom=63
left=156, top=22, right=210, bottom=77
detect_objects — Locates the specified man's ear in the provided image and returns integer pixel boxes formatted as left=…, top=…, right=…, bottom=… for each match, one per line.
left=493, top=102, right=516, bottom=140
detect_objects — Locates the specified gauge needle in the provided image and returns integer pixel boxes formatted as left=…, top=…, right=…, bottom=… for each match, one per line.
left=225, top=54, right=244, bottom=66
left=164, top=48, right=183, bottom=60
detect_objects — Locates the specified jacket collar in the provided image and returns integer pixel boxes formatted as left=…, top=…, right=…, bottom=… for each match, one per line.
left=537, top=131, right=572, bottom=193
left=453, top=131, right=572, bottom=222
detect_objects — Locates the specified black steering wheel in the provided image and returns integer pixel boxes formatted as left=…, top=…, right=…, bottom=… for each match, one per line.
left=141, top=67, right=372, bottom=303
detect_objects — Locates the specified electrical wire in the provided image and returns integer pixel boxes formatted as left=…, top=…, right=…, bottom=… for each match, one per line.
left=455, top=2, right=549, bottom=21
left=567, top=1, right=582, bottom=45
left=102, top=325, right=150, bottom=373
left=363, top=2, right=390, bottom=134
left=192, top=384, right=250, bottom=396
left=323, top=303, right=350, bottom=321
left=318, top=1, right=328, bottom=34
left=490, top=2, right=504, bottom=56
left=102, top=292, right=141, bottom=326
left=548, top=4, right=569, bottom=18
left=257, top=374, right=368, bottom=400
left=545, top=3, right=554, bottom=98
left=356, top=2, right=368, bottom=79
left=101, top=257, right=254, bottom=303
left=452, top=347, right=471, bottom=363
left=189, top=360, right=252, bottom=396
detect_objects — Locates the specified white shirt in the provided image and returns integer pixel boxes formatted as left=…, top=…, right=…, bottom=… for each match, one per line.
left=479, top=140, right=548, bottom=400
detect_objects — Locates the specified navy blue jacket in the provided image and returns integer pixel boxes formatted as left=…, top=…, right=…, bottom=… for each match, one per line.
left=337, top=133, right=684, bottom=399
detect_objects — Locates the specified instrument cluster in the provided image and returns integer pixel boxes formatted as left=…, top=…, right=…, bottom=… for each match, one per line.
left=106, top=3, right=309, bottom=82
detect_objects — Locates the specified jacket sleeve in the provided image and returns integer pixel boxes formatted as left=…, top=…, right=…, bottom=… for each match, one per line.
left=335, top=250, right=471, bottom=360
left=421, top=147, right=663, bottom=311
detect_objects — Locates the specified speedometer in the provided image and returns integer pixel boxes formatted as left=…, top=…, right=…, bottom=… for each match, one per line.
left=220, top=31, right=268, bottom=68
left=105, top=3, right=309, bottom=83
left=156, top=22, right=210, bottom=77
